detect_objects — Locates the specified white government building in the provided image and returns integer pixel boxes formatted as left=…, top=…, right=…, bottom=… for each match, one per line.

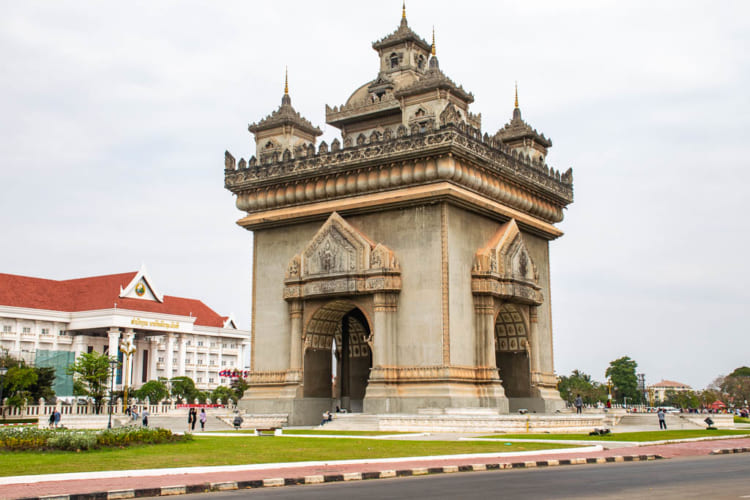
left=0, top=266, right=250, bottom=396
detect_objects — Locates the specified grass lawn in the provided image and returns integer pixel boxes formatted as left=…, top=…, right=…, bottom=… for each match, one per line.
left=478, top=429, right=750, bottom=442
left=0, top=436, right=576, bottom=477
left=734, top=416, right=750, bottom=424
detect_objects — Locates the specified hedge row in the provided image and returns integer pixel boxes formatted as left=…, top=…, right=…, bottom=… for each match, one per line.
left=0, top=427, right=191, bottom=451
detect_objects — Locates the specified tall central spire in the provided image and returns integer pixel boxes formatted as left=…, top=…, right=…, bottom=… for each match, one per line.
left=402, top=0, right=406, bottom=19
left=281, top=67, right=291, bottom=106
left=431, top=26, right=436, bottom=56
left=514, top=81, right=518, bottom=109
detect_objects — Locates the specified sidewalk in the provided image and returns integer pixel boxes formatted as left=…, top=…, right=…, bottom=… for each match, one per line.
left=4, top=437, right=750, bottom=500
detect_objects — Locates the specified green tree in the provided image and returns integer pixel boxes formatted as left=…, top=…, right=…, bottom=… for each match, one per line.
left=4, top=365, right=38, bottom=411
left=135, top=379, right=169, bottom=403
left=557, top=370, right=607, bottom=405
left=0, top=349, right=56, bottom=410
left=170, top=376, right=197, bottom=403
left=605, top=356, right=640, bottom=404
left=67, top=352, right=115, bottom=413
left=231, top=377, right=249, bottom=401
left=29, top=366, right=56, bottom=402
left=718, top=368, right=750, bottom=407
left=664, top=390, right=700, bottom=409
left=210, top=385, right=236, bottom=405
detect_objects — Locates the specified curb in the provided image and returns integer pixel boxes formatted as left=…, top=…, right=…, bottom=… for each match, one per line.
left=16, top=455, right=662, bottom=500
left=710, top=447, right=750, bottom=455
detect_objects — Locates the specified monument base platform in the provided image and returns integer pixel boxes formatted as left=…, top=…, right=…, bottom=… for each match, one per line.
left=320, top=409, right=607, bottom=434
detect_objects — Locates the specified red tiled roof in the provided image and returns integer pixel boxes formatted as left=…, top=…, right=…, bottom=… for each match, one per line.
left=0, top=272, right=228, bottom=328
left=651, top=380, right=691, bottom=389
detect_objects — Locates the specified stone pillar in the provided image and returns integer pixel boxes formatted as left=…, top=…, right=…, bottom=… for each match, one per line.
left=166, top=333, right=175, bottom=380
left=528, top=306, right=542, bottom=387
left=372, top=293, right=398, bottom=368
left=473, top=295, right=496, bottom=370
left=107, top=328, right=121, bottom=360
left=178, top=334, right=187, bottom=377
left=288, top=300, right=303, bottom=371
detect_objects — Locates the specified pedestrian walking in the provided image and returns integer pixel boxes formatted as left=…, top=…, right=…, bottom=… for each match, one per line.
left=189, top=407, right=197, bottom=431
left=48, top=412, right=55, bottom=428
left=574, top=394, right=583, bottom=414
left=53, top=409, right=61, bottom=428
left=657, top=408, right=667, bottom=430
left=233, top=412, right=243, bottom=430
left=142, top=410, right=149, bottom=427
left=199, top=408, right=207, bottom=431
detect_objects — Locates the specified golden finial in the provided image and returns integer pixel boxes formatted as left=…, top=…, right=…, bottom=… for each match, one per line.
left=284, top=67, right=289, bottom=95
left=431, top=26, right=436, bottom=56
left=514, top=81, right=519, bottom=109
left=402, top=0, right=406, bottom=19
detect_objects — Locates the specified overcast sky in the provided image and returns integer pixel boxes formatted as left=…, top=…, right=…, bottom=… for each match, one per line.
left=2, top=1, right=748, bottom=391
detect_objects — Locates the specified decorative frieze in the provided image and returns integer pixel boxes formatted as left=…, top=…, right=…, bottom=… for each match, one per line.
left=225, top=124, right=573, bottom=224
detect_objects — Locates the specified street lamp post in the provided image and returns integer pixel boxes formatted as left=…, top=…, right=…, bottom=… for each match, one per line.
left=0, top=366, right=7, bottom=420
left=108, top=358, right=117, bottom=429
left=120, top=338, right=137, bottom=410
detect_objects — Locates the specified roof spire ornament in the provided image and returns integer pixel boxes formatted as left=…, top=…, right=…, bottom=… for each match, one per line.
left=431, top=26, right=436, bottom=56
left=402, top=0, right=406, bottom=19
left=281, top=67, right=291, bottom=106
left=514, top=81, right=518, bottom=109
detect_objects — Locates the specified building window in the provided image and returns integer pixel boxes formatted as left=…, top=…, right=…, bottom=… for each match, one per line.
left=211, top=342, right=217, bottom=348
left=59, top=329, right=66, bottom=336
left=197, top=341, right=204, bottom=347
left=197, top=377, right=203, bottom=383
left=209, top=360, right=215, bottom=366
left=208, top=378, right=214, bottom=384
left=2, top=325, right=10, bottom=333
left=389, top=52, right=399, bottom=68
left=41, top=328, right=49, bottom=335
left=186, top=340, right=191, bottom=346
left=222, top=343, right=227, bottom=348
left=87, top=346, right=94, bottom=353
left=197, top=359, right=203, bottom=365
left=221, top=360, right=227, bottom=366
left=158, top=357, right=164, bottom=363
left=22, top=327, right=31, bottom=334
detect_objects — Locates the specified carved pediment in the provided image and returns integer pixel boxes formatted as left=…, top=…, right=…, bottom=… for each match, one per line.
left=285, top=212, right=401, bottom=299
left=472, top=219, right=541, bottom=304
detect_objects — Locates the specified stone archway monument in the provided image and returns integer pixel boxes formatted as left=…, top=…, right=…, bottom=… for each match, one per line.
left=224, top=11, right=574, bottom=425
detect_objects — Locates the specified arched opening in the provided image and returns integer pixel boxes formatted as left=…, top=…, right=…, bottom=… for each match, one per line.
left=389, top=52, right=399, bottom=69
left=494, top=303, right=532, bottom=398
left=303, top=301, right=372, bottom=412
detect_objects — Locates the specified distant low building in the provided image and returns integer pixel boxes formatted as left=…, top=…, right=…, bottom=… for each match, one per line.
left=649, top=379, right=692, bottom=403
left=0, top=266, right=249, bottom=396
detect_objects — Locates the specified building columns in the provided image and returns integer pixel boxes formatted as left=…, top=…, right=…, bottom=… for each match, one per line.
left=178, top=334, right=187, bottom=377
left=528, top=306, right=542, bottom=387
left=166, top=333, right=175, bottom=380
left=288, top=300, right=303, bottom=371
left=149, top=337, right=159, bottom=382
left=372, top=293, right=398, bottom=368
left=473, top=295, right=496, bottom=370
left=107, top=328, right=121, bottom=360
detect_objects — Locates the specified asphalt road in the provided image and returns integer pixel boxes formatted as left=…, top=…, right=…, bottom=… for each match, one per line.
left=175, top=454, right=750, bottom=500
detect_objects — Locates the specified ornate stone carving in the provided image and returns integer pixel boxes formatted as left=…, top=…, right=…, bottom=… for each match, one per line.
left=440, top=102, right=462, bottom=126
left=285, top=212, right=401, bottom=300
left=472, top=219, right=542, bottom=305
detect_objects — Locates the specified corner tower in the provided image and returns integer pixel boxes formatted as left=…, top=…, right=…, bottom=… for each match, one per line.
left=225, top=10, right=574, bottom=424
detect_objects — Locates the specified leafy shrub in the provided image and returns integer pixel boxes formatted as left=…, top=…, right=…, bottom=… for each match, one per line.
left=47, top=432, right=98, bottom=451
left=0, top=426, right=190, bottom=451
